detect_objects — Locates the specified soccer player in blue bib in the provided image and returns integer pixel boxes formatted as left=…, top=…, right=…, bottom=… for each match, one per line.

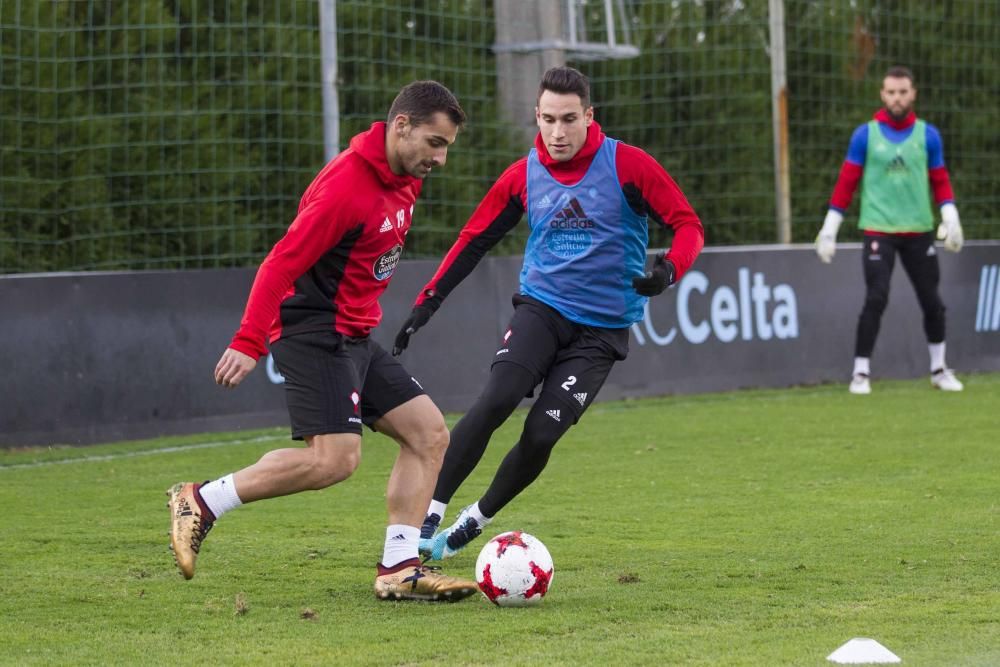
left=392, top=67, right=704, bottom=559
left=815, top=65, right=964, bottom=394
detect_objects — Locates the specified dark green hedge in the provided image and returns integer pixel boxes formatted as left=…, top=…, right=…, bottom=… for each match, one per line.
left=2, top=1, right=996, bottom=273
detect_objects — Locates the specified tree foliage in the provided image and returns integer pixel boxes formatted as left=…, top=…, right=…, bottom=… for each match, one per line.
left=2, top=0, right=996, bottom=273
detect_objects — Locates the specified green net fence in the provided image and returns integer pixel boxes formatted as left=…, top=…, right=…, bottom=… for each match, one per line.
left=783, top=0, right=999, bottom=246
left=2, top=0, right=997, bottom=273
left=2, top=0, right=324, bottom=272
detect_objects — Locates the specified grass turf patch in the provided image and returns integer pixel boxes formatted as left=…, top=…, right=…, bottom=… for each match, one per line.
left=1, top=375, right=997, bottom=665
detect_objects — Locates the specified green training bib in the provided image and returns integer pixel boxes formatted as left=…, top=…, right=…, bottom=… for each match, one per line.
left=859, top=119, right=933, bottom=233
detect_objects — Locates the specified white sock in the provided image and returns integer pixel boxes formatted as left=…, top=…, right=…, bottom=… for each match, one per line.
left=427, top=499, right=447, bottom=521
left=929, top=342, right=946, bottom=372
left=382, top=524, right=420, bottom=568
left=467, top=501, right=493, bottom=526
left=853, top=357, right=870, bottom=377
left=198, top=473, right=242, bottom=520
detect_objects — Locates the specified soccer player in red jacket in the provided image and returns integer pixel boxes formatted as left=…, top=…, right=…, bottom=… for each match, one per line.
left=393, top=67, right=704, bottom=560
left=167, top=81, right=478, bottom=601
left=815, top=66, right=964, bottom=395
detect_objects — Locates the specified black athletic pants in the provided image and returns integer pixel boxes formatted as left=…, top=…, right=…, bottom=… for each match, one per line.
left=855, top=232, right=945, bottom=358
left=432, top=295, right=627, bottom=518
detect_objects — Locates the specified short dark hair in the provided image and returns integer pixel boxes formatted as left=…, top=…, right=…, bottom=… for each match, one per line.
left=538, top=66, right=591, bottom=108
left=387, top=80, right=466, bottom=128
left=884, top=65, right=915, bottom=85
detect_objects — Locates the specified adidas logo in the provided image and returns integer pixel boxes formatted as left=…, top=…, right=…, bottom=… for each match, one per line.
left=175, top=498, right=193, bottom=517
left=545, top=409, right=561, bottom=422
left=549, top=197, right=595, bottom=229
left=390, top=533, right=406, bottom=541
left=573, top=392, right=587, bottom=406
left=379, top=218, right=393, bottom=233
left=538, top=194, right=553, bottom=208
left=926, top=245, right=936, bottom=256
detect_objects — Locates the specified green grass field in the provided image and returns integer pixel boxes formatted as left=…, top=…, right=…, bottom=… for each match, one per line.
left=2, top=375, right=998, bottom=666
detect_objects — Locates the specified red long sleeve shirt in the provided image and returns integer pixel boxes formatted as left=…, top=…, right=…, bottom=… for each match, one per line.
left=415, top=122, right=704, bottom=309
left=229, top=123, right=421, bottom=360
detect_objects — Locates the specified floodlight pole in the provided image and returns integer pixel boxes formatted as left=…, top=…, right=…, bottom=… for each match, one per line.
left=768, top=0, right=792, bottom=244
left=493, top=1, right=565, bottom=143
left=319, top=0, right=340, bottom=161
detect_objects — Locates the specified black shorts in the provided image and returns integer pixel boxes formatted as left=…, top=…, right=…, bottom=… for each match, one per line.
left=492, top=294, right=629, bottom=423
left=269, top=331, right=425, bottom=439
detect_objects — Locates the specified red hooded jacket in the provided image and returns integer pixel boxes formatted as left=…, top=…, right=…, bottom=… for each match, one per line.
left=229, top=123, right=421, bottom=360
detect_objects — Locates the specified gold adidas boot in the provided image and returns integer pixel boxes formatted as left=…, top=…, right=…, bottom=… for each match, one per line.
left=166, top=482, right=213, bottom=579
left=375, top=561, right=477, bottom=602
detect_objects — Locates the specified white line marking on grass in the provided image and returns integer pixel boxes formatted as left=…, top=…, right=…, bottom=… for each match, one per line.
left=0, top=434, right=284, bottom=471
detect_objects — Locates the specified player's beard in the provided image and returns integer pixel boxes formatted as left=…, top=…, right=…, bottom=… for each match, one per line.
left=409, top=159, right=434, bottom=179
left=886, top=102, right=913, bottom=122
left=400, top=151, right=434, bottom=179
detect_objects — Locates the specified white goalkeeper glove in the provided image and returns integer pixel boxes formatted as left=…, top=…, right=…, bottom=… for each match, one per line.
left=815, top=209, right=843, bottom=264
left=936, top=202, right=963, bottom=253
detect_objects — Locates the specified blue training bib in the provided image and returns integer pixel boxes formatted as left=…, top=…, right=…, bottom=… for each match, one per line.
left=521, top=138, right=649, bottom=327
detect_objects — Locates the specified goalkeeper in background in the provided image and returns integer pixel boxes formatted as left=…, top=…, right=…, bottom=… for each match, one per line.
left=815, top=65, right=964, bottom=395
left=392, top=66, right=704, bottom=560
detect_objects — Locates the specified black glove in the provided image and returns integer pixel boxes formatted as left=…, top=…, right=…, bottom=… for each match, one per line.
left=631, top=251, right=675, bottom=297
left=392, top=304, right=434, bottom=356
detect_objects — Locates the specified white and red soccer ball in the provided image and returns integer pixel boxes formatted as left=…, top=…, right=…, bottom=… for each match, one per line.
left=475, top=531, right=554, bottom=607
